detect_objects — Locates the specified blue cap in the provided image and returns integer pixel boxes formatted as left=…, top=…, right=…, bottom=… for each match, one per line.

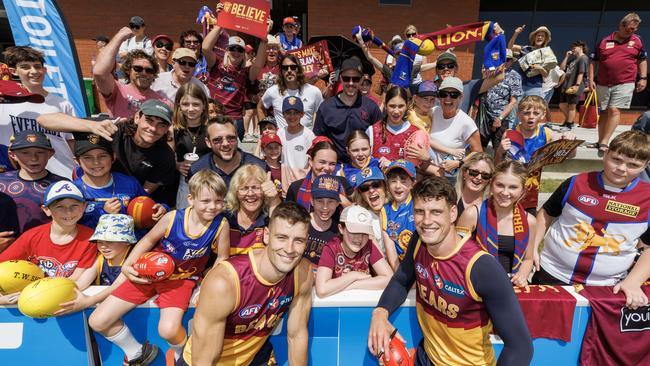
left=9, top=130, right=54, bottom=151
left=43, top=181, right=85, bottom=207
left=311, top=175, right=341, bottom=201
left=354, top=166, right=385, bottom=188
left=384, top=159, right=416, bottom=180
left=282, top=96, right=304, bottom=113
left=417, top=80, right=437, bottom=97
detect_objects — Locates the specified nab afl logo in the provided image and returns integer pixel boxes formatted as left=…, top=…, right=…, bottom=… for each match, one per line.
left=415, top=262, right=428, bottom=279
left=239, top=304, right=262, bottom=319
left=578, top=195, right=599, bottom=206
left=434, top=274, right=443, bottom=289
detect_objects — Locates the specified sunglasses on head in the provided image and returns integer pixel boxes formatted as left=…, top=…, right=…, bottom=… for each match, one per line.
left=467, top=168, right=492, bottom=180
left=406, top=33, right=417, bottom=37
left=342, top=76, right=362, bottom=83
left=132, top=65, right=156, bottom=74
left=438, top=90, right=461, bottom=99
left=175, top=59, right=197, bottom=68
left=183, top=39, right=200, bottom=45
left=129, top=23, right=141, bottom=30
left=228, top=46, right=244, bottom=53
left=358, top=181, right=382, bottom=193
left=436, top=63, right=456, bottom=70
left=281, top=64, right=299, bottom=71
left=154, top=41, right=173, bottom=50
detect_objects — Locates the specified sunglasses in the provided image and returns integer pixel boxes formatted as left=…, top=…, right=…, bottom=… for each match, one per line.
left=183, top=39, right=200, bottom=45
left=358, top=181, right=383, bottom=193
left=281, top=64, right=299, bottom=71
left=438, top=90, right=461, bottom=99
left=212, top=136, right=238, bottom=145
left=128, top=24, right=141, bottom=30
left=436, top=63, right=457, bottom=70
left=342, top=76, right=362, bottom=83
left=228, top=46, right=245, bottom=53
left=176, top=59, right=197, bottom=68
left=155, top=41, right=173, bottom=50
left=132, top=65, right=156, bottom=74
left=467, top=168, right=492, bottom=180
left=406, top=33, right=417, bottom=37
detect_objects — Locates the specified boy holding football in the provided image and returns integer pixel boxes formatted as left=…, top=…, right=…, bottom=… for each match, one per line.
left=88, top=170, right=230, bottom=365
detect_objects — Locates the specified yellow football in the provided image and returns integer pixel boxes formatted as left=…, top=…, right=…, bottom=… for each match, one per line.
left=18, top=277, right=77, bottom=318
left=417, top=39, right=435, bottom=56
left=0, top=260, right=45, bottom=295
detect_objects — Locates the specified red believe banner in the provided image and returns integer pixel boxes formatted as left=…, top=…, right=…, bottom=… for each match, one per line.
left=287, top=41, right=334, bottom=80
left=217, top=0, right=269, bottom=39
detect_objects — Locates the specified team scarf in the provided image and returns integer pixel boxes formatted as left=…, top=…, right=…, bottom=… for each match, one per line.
left=475, top=198, right=529, bottom=273
left=391, top=21, right=505, bottom=87
left=295, top=171, right=314, bottom=211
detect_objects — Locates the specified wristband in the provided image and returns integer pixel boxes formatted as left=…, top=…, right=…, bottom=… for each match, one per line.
left=640, top=76, right=648, bottom=80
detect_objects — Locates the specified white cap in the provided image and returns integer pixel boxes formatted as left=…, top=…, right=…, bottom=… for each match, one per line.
left=340, top=205, right=374, bottom=236
left=439, top=76, right=464, bottom=93
left=43, top=181, right=85, bottom=207
left=228, top=36, right=245, bottom=48
left=267, top=35, right=280, bottom=47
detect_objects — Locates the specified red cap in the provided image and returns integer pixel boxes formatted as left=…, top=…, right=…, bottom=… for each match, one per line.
left=261, top=133, right=282, bottom=148
left=152, top=34, right=173, bottom=44
left=307, top=136, right=333, bottom=155
left=0, top=80, right=45, bottom=103
left=283, top=17, right=296, bottom=25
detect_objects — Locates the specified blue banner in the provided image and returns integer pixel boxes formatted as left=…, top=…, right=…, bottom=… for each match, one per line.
left=3, top=0, right=88, bottom=117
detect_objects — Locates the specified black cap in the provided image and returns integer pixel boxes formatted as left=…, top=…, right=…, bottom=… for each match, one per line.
left=93, top=35, right=110, bottom=43
left=258, top=116, right=278, bottom=128
left=9, top=130, right=54, bottom=151
left=129, top=16, right=145, bottom=27
left=340, top=58, right=363, bottom=76
left=73, top=132, right=114, bottom=157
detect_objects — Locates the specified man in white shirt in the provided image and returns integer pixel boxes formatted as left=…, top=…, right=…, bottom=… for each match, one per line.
left=118, top=16, right=153, bottom=57
left=151, top=48, right=210, bottom=101
left=0, top=47, right=76, bottom=178
left=260, top=54, right=323, bottom=129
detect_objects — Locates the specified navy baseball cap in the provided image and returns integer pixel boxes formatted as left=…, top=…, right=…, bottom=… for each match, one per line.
left=282, top=96, right=304, bottom=113
left=73, top=132, right=114, bottom=157
left=354, top=166, right=385, bottom=187
left=384, top=159, right=416, bottom=180
left=311, top=175, right=341, bottom=202
left=9, top=130, right=54, bottom=151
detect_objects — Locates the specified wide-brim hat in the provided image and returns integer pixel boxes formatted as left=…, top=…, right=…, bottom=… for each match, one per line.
left=529, top=26, right=552, bottom=45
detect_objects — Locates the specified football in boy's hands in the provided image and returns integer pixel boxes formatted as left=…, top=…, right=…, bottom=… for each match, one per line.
left=384, top=337, right=414, bottom=366
left=127, top=196, right=157, bottom=229
left=404, top=130, right=429, bottom=165
left=133, top=252, right=175, bottom=282
left=0, top=260, right=45, bottom=295
left=17, top=277, right=76, bottom=318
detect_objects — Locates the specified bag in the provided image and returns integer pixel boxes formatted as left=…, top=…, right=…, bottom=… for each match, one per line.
left=579, top=89, right=599, bottom=128
left=476, top=99, right=493, bottom=145
left=518, top=47, right=558, bottom=77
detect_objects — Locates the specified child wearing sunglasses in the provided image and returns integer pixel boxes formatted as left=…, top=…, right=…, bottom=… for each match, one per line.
left=456, top=160, right=535, bottom=281
left=315, top=205, right=393, bottom=298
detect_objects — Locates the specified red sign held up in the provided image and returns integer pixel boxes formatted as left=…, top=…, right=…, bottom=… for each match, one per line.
left=217, top=0, right=270, bottom=39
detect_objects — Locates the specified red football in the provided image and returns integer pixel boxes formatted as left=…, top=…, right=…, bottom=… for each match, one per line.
left=404, top=130, right=429, bottom=166
left=384, top=337, right=413, bottom=366
left=127, top=196, right=156, bottom=229
left=133, top=252, right=175, bottom=282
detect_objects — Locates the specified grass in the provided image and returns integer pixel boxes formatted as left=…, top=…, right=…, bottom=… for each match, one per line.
left=540, top=179, right=563, bottom=193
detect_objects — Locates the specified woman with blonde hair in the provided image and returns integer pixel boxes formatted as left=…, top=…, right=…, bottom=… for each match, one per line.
left=225, top=164, right=281, bottom=256
left=455, top=152, right=495, bottom=216
left=173, top=82, right=211, bottom=208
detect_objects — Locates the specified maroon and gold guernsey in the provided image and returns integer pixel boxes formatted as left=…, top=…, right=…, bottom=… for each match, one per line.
left=182, top=250, right=298, bottom=366
left=413, top=235, right=496, bottom=366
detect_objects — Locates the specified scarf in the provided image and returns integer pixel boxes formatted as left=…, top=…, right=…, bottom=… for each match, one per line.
left=391, top=21, right=503, bottom=87
left=475, top=198, right=529, bottom=273
left=295, top=171, right=313, bottom=211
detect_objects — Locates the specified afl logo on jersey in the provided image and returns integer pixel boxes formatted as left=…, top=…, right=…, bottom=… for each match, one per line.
left=239, top=304, right=262, bottom=319
left=415, top=262, right=428, bottom=279
left=378, top=146, right=391, bottom=154
left=578, top=195, right=599, bottom=206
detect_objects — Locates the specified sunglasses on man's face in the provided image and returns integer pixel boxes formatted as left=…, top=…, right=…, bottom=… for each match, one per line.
left=406, top=33, right=417, bottom=38
left=438, top=90, right=461, bottom=99
left=342, top=76, right=362, bottom=83
left=228, top=46, right=245, bottom=53
left=132, top=65, right=156, bottom=74
left=281, top=64, right=299, bottom=71
left=155, top=41, right=173, bottom=50
left=436, top=63, right=457, bottom=70
left=176, top=59, right=197, bottom=68
left=466, top=168, right=492, bottom=180
left=358, top=181, right=383, bottom=193
left=129, top=23, right=141, bottom=30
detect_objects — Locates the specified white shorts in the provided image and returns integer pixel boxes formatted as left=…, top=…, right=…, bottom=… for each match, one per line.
left=596, top=83, right=635, bottom=109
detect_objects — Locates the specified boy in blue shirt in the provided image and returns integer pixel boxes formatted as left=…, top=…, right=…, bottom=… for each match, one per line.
left=382, top=160, right=416, bottom=269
